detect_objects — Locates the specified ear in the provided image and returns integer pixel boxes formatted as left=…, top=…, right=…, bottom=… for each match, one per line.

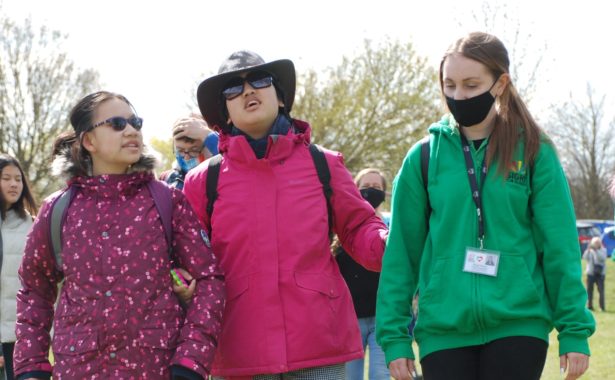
left=278, top=99, right=285, bottom=108
left=495, top=74, right=510, bottom=97
left=81, top=131, right=97, bottom=153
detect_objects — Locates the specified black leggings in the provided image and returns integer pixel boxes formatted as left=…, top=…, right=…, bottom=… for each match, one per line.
left=1, top=342, right=15, bottom=380
left=420, top=336, right=548, bottom=380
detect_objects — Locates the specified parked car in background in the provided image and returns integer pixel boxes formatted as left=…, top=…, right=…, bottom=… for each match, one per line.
left=577, top=221, right=602, bottom=253
left=577, top=219, right=614, bottom=234
left=601, top=226, right=615, bottom=257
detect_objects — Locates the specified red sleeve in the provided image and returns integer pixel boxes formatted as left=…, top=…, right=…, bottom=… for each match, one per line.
left=326, top=150, right=388, bottom=271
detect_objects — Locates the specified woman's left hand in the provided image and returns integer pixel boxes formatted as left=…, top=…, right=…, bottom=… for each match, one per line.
left=560, top=352, right=589, bottom=380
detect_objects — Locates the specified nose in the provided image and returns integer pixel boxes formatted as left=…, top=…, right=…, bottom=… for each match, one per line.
left=242, top=81, right=256, bottom=96
left=452, top=88, right=468, bottom=100
left=179, top=151, right=193, bottom=159
left=123, top=123, right=140, bottom=135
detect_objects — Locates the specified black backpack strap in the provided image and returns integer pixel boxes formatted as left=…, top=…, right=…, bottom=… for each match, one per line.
left=206, top=154, right=223, bottom=223
left=420, top=135, right=431, bottom=217
left=147, top=181, right=174, bottom=262
left=309, top=144, right=333, bottom=235
left=49, top=187, right=75, bottom=270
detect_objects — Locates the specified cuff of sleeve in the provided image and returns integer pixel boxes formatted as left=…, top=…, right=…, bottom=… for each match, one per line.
left=203, top=132, right=219, bottom=155
left=559, top=335, right=591, bottom=356
left=384, top=340, right=416, bottom=366
left=17, top=371, right=52, bottom=380
left=170, top=364, right=204, bottom=380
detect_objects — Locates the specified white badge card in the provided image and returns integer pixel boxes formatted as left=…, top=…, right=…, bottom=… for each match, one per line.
left=463, top=248, right=500, bottom=277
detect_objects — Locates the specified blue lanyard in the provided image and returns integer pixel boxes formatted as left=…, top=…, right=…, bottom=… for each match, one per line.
left=460, top=134, right=488, bottom=249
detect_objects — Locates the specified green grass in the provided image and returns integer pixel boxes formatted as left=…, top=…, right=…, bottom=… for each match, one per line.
left=541, top=258, right=615, bottom=379
left=366, top=259, right=615, bottom=379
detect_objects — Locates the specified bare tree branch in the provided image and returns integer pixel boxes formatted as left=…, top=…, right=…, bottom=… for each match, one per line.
left=0, top=14, right=100, bottom=199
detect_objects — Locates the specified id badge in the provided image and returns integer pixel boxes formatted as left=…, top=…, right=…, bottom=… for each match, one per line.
left=463, top=247, right=500, bottom=277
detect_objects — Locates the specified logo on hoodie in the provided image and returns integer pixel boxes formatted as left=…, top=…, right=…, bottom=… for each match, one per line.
left=507, top=160, right=527, bottom=185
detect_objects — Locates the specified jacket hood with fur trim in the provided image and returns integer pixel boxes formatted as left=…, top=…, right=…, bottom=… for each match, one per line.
left=51, top=145, right=159, bottom=181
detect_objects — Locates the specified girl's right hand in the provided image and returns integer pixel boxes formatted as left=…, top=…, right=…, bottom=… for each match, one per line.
left=389, top=357, right=417, bottom=380
left=171, top=268, right=196, bottom=304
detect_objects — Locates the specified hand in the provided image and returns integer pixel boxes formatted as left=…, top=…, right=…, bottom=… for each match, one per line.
left=171, top=268, right=196, bottom=304
left=0, top=356, right=4, bottom=368
left=560, top=352, right=589, bottom=380
left=173, top=117, right=208, bottom=143
left=389, top=357, right=417, bottom=380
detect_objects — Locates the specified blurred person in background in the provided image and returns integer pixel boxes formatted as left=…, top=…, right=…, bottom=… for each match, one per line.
left=0, top=154, right=37, bottom=380
left=161, top=114, right=219, bottom=190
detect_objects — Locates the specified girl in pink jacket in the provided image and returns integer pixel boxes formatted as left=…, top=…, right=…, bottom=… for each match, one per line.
left=183, top=51, right=388, bottom=379
left=14, top=91, right=225, bottom=380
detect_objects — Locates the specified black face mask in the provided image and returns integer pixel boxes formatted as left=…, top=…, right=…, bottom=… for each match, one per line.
left=360, top=188, right=385, bottom=209
left=445, top=80, right=497, bottom=127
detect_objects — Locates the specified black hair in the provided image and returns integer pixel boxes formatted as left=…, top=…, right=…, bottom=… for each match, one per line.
left=0, top=153, right=38, bottom=220
left=52, top=91, right=134, bottom=177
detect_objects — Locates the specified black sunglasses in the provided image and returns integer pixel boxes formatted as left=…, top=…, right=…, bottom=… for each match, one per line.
left=222, top=71, right=274, bottom=100
left=90, top=116, right=144, bottom=132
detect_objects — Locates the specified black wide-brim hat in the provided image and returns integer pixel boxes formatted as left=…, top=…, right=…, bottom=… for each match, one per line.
left=197, top=50, right=296, bottom=132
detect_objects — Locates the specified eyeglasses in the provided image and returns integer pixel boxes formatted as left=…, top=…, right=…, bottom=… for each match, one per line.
left=90, top=116, right=144, bottom=132
left=175, top=147, right=203, bottom=158
left=222, top=71, right=274, bottom=100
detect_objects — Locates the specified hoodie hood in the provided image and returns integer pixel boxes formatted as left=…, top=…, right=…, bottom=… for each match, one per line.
left=424, top=114, right=462, bottom=187
left=51, top=144, right=159, bottom=182
left=427, top=114, right=459, bottom=136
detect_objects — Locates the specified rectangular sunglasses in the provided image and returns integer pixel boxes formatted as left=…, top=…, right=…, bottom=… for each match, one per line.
left=91, top=116, right=144, bottom=131
left=222, top=71, right=274, bottom=100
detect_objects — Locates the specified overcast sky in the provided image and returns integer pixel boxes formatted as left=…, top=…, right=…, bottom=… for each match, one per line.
left=2, top=0, right=613, bottom=142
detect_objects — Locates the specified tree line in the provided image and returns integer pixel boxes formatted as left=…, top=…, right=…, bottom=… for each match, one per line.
left=1, top=11, right=613, bottom=219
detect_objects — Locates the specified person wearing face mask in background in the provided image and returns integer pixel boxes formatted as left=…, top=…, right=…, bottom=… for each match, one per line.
left=334, top=168, right=390, bottom=380
left=160, top=114, right=219, bottom=190
left=376, top=32, right=594, bottom=380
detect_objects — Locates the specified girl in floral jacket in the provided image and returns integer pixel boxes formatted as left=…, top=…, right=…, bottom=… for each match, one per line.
left=14, top=91, right=225, bottom=380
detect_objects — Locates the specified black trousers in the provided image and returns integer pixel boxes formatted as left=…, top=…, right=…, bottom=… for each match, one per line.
left=420, top=336, right=548, bottom=380
left=1, top=342, right=15, bottom=380
left=587, top=274, right=605, bottom=310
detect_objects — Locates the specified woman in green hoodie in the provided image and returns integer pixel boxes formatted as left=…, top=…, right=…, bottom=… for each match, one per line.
left=376, top=32, right=595, bottom=380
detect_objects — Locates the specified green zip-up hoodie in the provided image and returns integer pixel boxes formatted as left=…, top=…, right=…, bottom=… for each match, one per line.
left=376, top=115, right=595, bottom=364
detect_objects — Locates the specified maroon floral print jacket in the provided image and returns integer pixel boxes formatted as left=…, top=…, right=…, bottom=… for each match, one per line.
left=14, top=152, right=225, bottom=380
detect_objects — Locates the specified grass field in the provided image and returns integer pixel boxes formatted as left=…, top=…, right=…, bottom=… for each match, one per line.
left=365, top=259, right=615, bottom=379
left=541, top=258, right=615, bottom=379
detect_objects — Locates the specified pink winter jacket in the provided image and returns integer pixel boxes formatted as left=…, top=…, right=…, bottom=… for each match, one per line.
left=183, top=120, right=387, bottom=378
left=14, top=153, right=225, bottom=380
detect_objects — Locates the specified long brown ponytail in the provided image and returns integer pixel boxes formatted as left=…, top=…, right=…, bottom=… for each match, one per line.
left=439, top=32, right=543, bottom=174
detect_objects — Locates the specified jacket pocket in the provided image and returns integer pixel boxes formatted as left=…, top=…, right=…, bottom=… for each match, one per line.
left=290, top=272, right=348, bottom=357
left=52, top=331, right=98, bottom=355
left=416, top=256, right=476, bottom=335
left=480, top=255, right=543, bottom=325
left=295, top=272, right=341, bottom=311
